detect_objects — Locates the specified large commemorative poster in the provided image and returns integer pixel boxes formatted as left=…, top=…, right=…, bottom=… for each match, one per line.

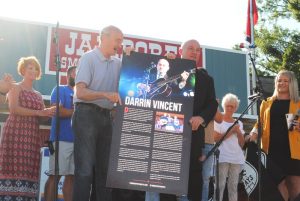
left=107, top=52, right=196, bottom=195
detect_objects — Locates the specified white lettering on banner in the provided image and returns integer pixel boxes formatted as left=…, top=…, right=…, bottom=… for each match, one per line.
left=60, top=57, right=67, bottom=69
left=59, top=31, right=94, bottom=77
left=165, top=45, right=178, bottom=54
left=149, top=43, right=162, bottom=55
left=60, top=57, right=79, bottom=69
left=68, top=57, right=78, bottom=66
left=136, top=41, right=147, bottom=53
left=48, top=27, right=182, bottom=83
left=122, top=39, right=178, bottom=55
left=76, top=33, right=92, bottom=56
left=65, top=32, right=92, bottom=57
left=65, top=32, right=78, bottom=55
left=123, top=39, right=134, bottom=48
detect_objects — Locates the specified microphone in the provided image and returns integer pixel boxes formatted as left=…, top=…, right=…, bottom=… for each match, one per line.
left=239, top=43, right=256, bottom=49
left=248, top=93, right=260, bottom=100
left=288, top=109, right=300, bottom=131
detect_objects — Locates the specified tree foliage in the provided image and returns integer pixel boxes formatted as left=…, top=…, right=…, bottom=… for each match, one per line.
left=256, top=0, right=300, bottom=22
left=253, top=0, right=300, bottom=81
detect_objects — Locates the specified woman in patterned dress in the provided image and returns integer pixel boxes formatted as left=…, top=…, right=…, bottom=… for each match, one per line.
left=0, top=56, right=56, bottom=201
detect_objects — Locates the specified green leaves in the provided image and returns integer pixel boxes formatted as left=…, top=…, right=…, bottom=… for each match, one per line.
left=252, top=0, right=300, bottom=83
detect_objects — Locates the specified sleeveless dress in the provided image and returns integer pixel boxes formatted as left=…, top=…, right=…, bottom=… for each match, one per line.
left=0, top=89, right=44, bottom=201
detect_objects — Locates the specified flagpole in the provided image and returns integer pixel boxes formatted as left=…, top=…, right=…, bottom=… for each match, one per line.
left=246, top=1, right=262, bottom=200
left=249, top=1, right=262, bottom=200
left=248, top=0, right=257, bottom=116
left=250, top=0, right=257, bottom=116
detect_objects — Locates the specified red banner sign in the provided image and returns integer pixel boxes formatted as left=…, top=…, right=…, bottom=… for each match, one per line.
left=47, top=27, right=202, bottom=84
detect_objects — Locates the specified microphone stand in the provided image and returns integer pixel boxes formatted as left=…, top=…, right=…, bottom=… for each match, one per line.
left=53, top=21, right=61, bottom=201
left=248, top=50, right=266, bottom=201
left=204, top=98, right=257, bottom=201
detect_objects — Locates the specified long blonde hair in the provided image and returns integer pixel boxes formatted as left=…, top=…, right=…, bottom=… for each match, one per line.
left=273, top=70, right=299, bottom=102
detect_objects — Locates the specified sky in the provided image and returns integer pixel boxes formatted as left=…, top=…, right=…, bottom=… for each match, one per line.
left=0, top=0, right=250, bottom=49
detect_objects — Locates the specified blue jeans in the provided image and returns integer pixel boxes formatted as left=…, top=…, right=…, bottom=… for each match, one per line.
left=201, top=144, right=214, bottom=201
left=145, top=191, right=160, bottom=201
left=72, top=103, right=112, bottom=201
